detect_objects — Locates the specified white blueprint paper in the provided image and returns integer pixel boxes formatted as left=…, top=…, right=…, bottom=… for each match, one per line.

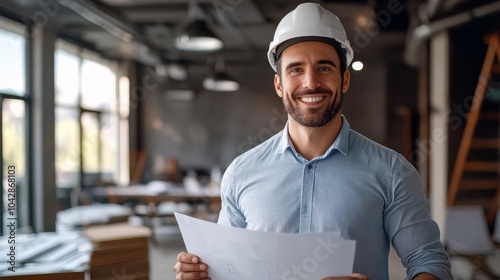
left=174, top=212, right=356, bottom=280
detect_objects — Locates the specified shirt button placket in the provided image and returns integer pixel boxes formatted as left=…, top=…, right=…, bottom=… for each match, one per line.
left=300, top=162, right=315, bottom=233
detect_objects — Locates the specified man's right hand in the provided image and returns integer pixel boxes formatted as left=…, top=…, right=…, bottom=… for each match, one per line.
left=172, top=252, right=366, bottom=280
left=173, top=252, right=210, bottom=280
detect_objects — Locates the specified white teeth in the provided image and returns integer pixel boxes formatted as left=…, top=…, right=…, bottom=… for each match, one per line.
left=300, top=96, right=324, bottom=103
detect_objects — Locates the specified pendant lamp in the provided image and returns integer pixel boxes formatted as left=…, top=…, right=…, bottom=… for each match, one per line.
left=203, top=57, right=239, bottom=92
left=174, top=3, right=223, bottom=52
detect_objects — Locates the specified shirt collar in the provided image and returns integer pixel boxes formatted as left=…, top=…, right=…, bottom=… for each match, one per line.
left=277, top=122, right=292, bottom=154
left=277, top=115, right=350, bottom=157
left=328, top=115, right=350, bottom=157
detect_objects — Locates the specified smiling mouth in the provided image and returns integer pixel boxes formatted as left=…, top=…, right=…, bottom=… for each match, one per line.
left=298, top=96, right=326, bottom=103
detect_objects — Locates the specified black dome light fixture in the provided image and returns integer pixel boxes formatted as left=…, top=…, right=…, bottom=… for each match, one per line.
left=174, top=2, right=223, bottom=52
left=203, top=56, right=239, bottom=92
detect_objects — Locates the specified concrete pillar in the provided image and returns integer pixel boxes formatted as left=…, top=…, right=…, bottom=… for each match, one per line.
left=31, top=24, right=56, bottom=232
left=429, top=30, right=450, bottom=240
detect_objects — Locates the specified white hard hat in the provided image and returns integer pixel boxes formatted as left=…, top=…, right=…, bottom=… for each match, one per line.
left=267, top=2, right=354, bottom=72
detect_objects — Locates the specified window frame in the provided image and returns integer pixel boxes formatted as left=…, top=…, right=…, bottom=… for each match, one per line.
left=54, top=39, right=128, bottom=207
left=0, top=15, right=32, bottom=235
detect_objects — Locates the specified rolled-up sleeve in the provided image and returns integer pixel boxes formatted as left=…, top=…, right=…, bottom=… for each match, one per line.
left=385, top=156, right=453, bottom=280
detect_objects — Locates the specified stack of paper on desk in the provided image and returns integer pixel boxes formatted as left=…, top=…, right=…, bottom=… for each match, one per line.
left=83, top=223, right=151, bottom=280
left=0, top=232, right=90, bottom=279
left=0, top=271, right=85, bottom=280
left=174, top=212, right=356, bottom=280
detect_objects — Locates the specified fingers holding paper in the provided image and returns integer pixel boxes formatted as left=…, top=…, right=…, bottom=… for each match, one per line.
left=173, top=252, right=210, bottom=280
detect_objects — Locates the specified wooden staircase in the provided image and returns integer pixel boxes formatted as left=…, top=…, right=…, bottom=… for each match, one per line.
left=448, top=33, right=500, bottom=224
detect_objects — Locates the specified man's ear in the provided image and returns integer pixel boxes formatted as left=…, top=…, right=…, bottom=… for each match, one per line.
left=274, top=74, right=283, bottom=98
left=342, top=70, right=350, bottom=93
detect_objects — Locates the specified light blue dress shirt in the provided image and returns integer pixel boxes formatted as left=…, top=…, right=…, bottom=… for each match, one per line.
left=218, top=116, right=452, bottom=279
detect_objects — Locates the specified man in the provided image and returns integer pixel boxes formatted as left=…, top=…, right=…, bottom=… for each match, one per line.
left=173, top=3, right=452, bottom=279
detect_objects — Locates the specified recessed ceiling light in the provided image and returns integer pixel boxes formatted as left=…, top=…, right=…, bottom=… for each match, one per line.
left=352, top=61, right=364, bottom=71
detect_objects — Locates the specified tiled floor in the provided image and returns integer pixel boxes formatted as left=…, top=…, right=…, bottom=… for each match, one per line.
left=150, top=226, right=186, bottom=280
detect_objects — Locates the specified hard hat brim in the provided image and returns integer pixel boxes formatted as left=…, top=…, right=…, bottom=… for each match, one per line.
left=275, top=36, right=347, bottom=61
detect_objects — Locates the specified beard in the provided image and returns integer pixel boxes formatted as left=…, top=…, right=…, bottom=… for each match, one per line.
left=283, top=87, right=343, bottom=127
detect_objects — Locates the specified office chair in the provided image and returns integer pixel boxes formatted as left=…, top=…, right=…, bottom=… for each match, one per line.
left=445, top=205, right=500, bottom=279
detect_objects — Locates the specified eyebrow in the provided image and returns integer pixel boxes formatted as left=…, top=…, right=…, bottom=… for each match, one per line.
left=317, top=59, right=337, bottom=68
left=284, top=61, right=303, bottom=72
left=284, top=59, right=338, bottom=72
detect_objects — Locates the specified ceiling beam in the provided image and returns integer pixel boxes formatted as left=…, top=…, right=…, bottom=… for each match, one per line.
left=59, top=0, right=161, bottom=65
left=60, top=0, right=145, bottom=42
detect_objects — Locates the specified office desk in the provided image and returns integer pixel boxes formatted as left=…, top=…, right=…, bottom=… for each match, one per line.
left=90, top=185, right=221, bottom=241
left=91, top=185, right=221, bottom=206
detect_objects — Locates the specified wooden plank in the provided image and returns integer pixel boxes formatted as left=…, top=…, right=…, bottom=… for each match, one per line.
left=459, top=179, right=500, bottom=190
left=464, top=161, right=500, bottom=172
left=470, top=138, right=500, bottom=149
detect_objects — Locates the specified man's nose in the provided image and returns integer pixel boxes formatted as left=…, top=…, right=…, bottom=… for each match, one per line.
left=302, top=71, right=321, bottom=89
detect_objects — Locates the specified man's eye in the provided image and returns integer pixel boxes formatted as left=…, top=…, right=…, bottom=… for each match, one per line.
left=319, top=66, right=331, bottom=72
left=290, top=68, right=301, bottom=73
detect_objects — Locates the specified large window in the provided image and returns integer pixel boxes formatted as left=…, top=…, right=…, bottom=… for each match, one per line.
left=55, top=41, right=129, bottom=209
left=0, top=16, right=30, bottom=235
